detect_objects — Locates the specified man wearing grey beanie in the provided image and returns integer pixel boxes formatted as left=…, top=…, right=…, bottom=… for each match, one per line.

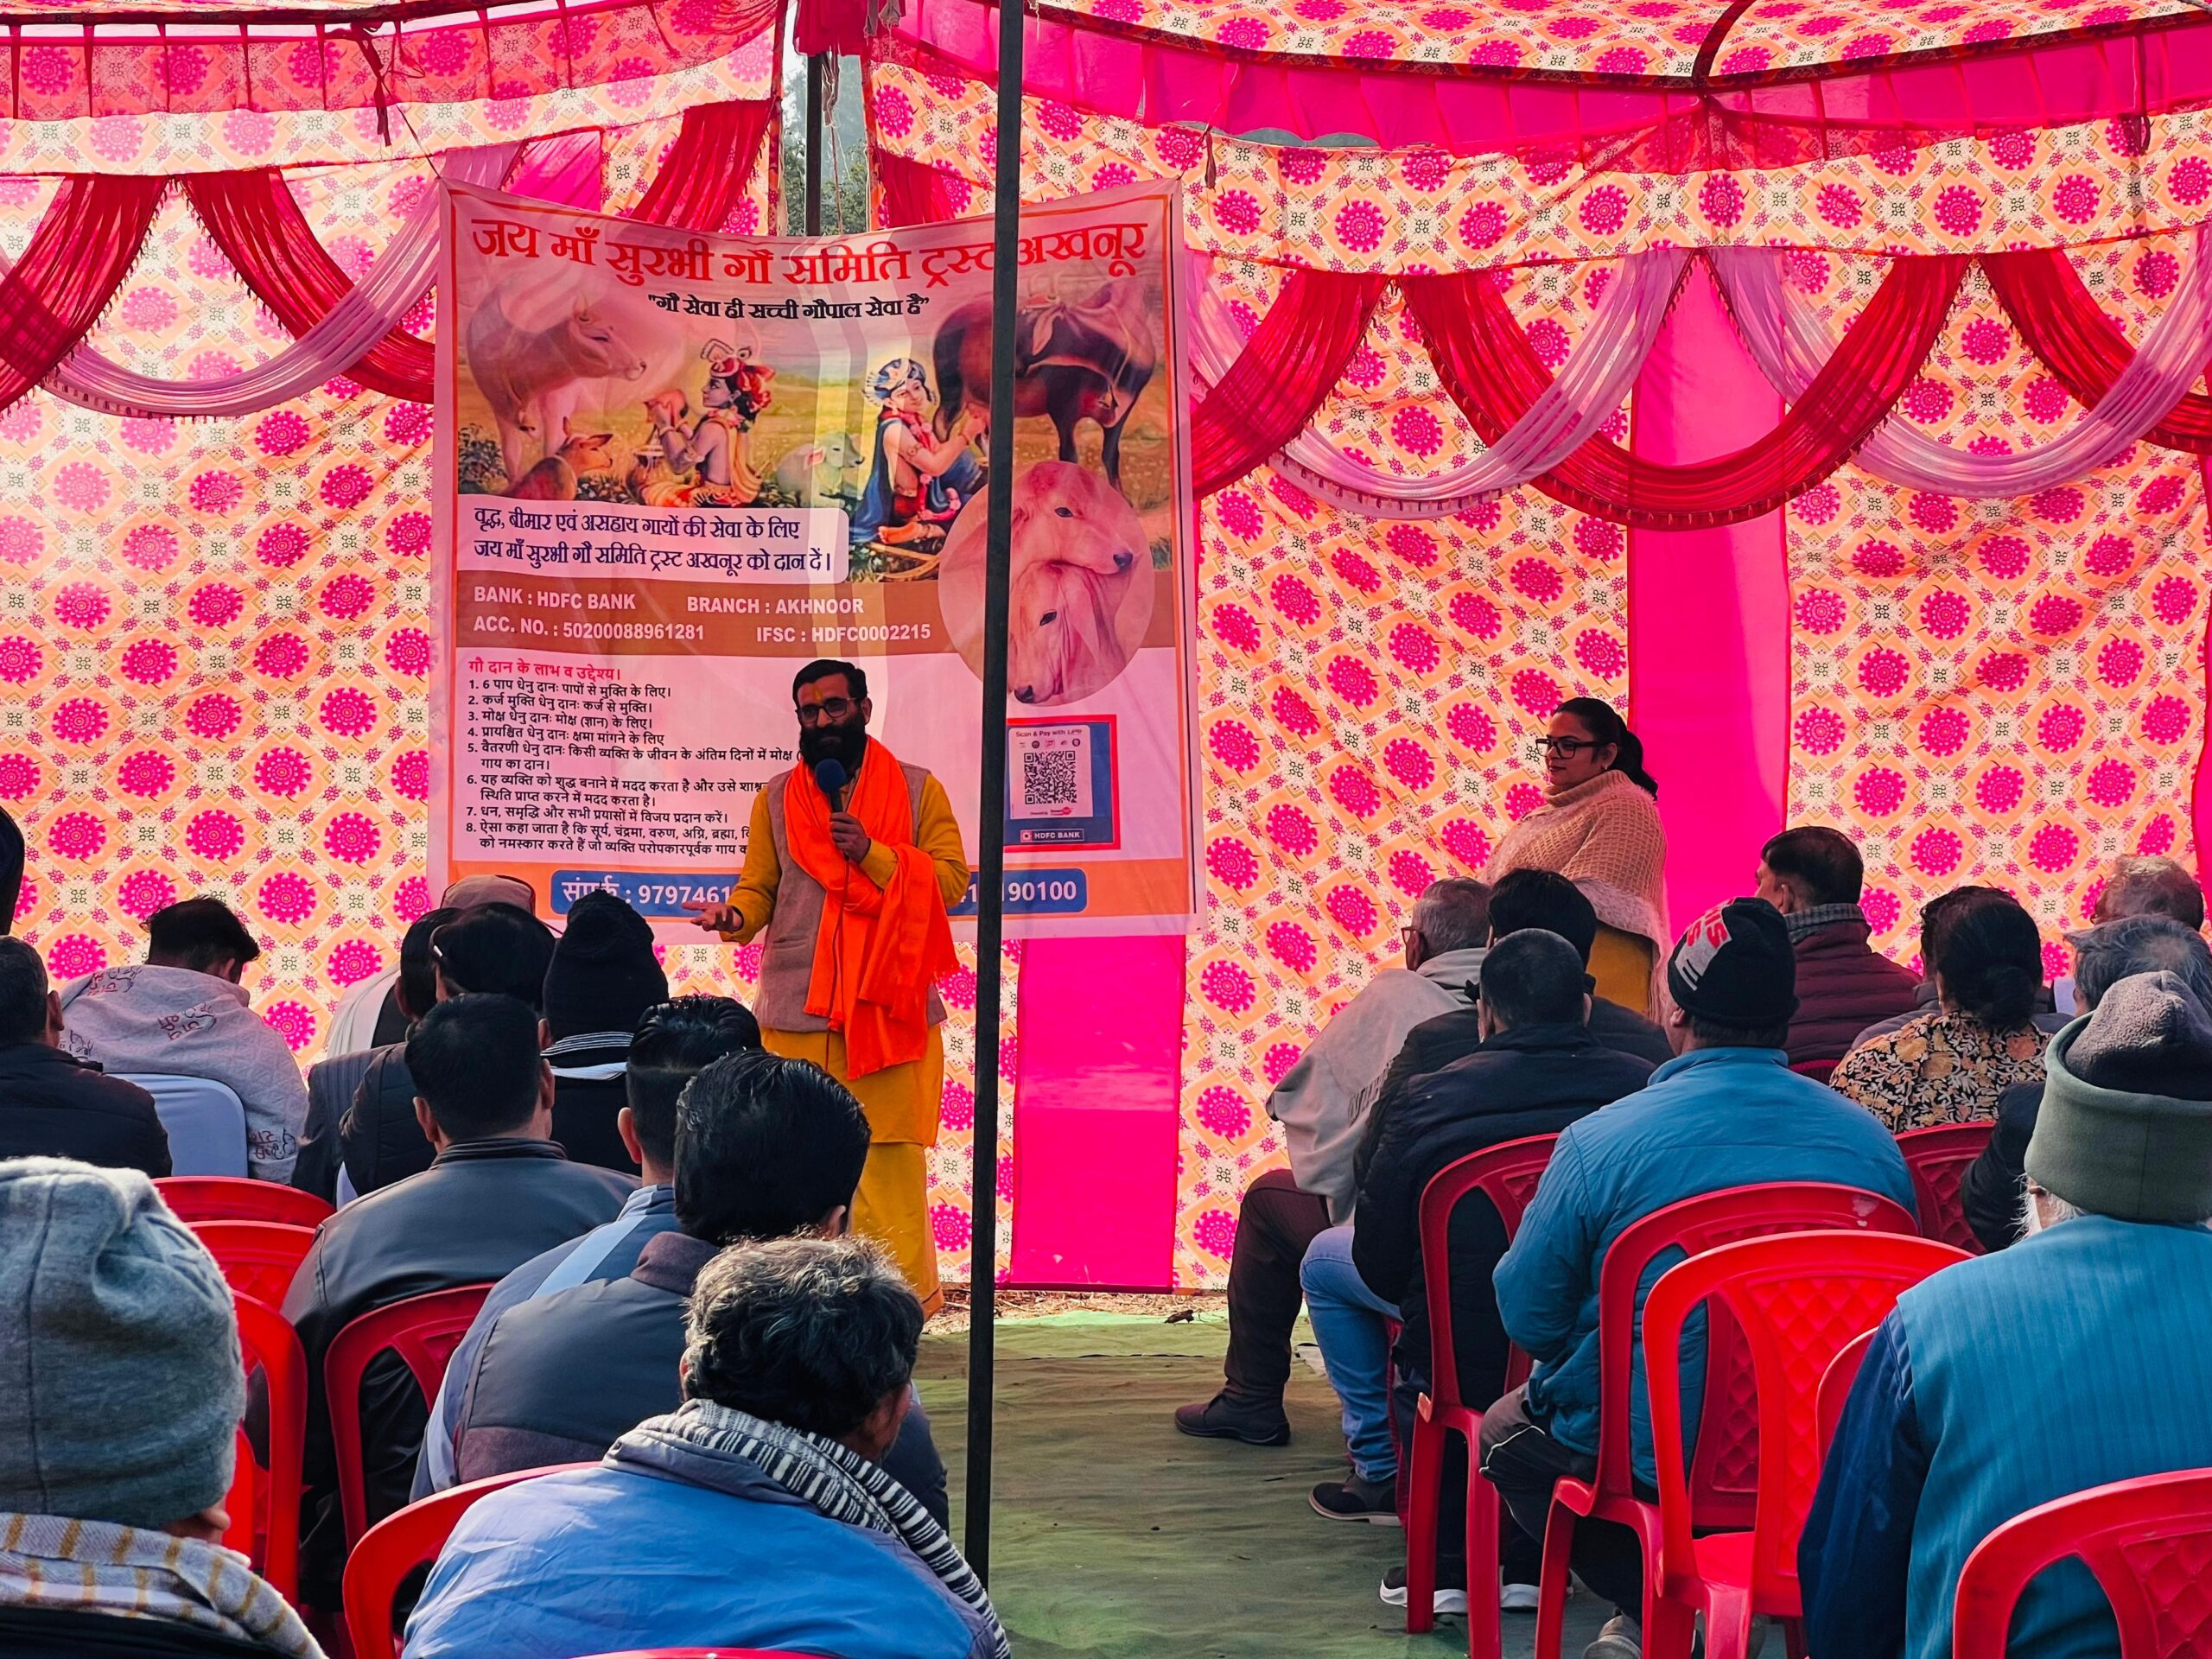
left=1802, top=969, right=2212, bottom=1659
left=0, top=1158, right=323, bottom=1658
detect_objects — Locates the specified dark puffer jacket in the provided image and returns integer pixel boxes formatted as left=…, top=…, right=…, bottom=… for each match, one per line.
left=1785, top=916, right=1920, bottom=1070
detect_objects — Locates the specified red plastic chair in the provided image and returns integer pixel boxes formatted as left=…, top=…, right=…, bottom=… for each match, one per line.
left=1402, top=1134, right=1559, bottom=1655
left=1955, top=1468, right=2212, bottom=1659
left=222, top=1293, right=308, bottom=1601
left=1530, top=1183, right=1919, bottom=1659
left=158, top=1176, right=334, bottom=1229
left=1788, top=1059, right=1839, bottom=1085
left=343, top=1463, right=593, bottom=1657
left=1897, top=1122, right=1995, bottom=1255
left=1816, top=1329, right=1877, bottom=1461
left=1643, top=1231, right=1971, bottom=1659
left=190, top=1219, right=317, bottom=1307
left=326, top=1283, right=493, bottom=1548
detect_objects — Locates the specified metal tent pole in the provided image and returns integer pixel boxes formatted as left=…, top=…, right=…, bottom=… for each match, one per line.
left=963, top=0, right=1026, bottom=1588
left=803, top=53, right=826, bottom=235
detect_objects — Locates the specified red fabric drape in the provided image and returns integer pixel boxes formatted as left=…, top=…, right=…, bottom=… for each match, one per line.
left=1192, top=270, right=1388, bottom=496
left=1402, top=255, right=1969, bottom=528
left=1985, top=248, right=2212, bottom=456
left=875, top=151, right=965, bottom=226
left=0, top=176, right=168, bottom=414
left=181, top=99, right=773, bottom=404
left=185, top=170, right=433, bottom=402
left=631, top=99, right=778, bottom=232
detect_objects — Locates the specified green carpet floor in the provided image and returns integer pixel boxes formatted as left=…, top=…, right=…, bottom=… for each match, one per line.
left=914, top=1311, right=1609, bottom=1658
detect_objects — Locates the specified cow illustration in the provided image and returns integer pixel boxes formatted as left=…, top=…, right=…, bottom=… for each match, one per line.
left=465, top=278, right=654, bottom=484
left=931, top=277, right=1158, bottom=490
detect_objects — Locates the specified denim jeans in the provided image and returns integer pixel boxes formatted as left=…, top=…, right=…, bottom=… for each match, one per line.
left=1298, top=1222, right=1400, bottom=1484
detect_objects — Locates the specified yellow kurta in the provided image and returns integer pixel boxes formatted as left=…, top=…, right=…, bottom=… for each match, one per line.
left=722, top=772, right=969, bottom=1312
left=1589, top=923, right=1657, bottom=1017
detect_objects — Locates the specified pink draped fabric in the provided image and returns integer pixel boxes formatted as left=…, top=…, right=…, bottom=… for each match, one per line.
left=1190, top=269, right=1385, bottom=496
left=1986, top=247, right=2212, bottom=455
left=0, top=177, right=168, bottom=415
left=1403, top=256, right=1968, bottom=527
left=1626, top=264, right=1791, bottom=929
left=882, top=1, right=2212, bottom=168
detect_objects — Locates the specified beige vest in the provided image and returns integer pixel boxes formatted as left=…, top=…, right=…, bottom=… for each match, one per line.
left=752, top=761, right=950, bottom=1034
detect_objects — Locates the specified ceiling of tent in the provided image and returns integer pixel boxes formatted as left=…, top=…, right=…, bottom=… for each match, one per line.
left=987, top=0, right=2204, bottom=82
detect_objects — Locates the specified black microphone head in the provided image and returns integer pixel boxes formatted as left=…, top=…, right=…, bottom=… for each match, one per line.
left=812, top=757, right=849, bottom=798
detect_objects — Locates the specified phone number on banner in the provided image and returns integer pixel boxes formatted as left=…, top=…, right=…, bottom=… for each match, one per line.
left=555, top=872, right=734, bottom=917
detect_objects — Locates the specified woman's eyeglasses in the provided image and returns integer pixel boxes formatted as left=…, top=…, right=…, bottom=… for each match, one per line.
left=1534, top=735, right=1598, bottom=757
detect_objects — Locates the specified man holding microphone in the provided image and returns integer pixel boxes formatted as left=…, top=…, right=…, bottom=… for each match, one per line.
left=687, top=660, right=970, bottom=1311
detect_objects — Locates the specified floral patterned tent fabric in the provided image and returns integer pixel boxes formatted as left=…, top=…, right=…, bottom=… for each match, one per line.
left=861, top=0, right=2212, bottom=1286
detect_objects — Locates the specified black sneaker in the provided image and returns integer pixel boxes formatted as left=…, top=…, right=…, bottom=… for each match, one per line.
left=1173, top=1393, right=1290, bottom=1446
left=1379, top=1562, right=1471, bottom=1616
left=1309, top=1473, right=1400, bottom=1524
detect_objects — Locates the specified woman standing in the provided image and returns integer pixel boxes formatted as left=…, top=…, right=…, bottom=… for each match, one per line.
left=1483, top=698, right=1669, bottom=1014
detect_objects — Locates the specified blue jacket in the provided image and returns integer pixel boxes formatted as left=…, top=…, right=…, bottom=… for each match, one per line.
left=1494, top=1046, right=1916, bottom=1487
left=1802, top=1216, right=2212, bottom=1659
left=404, top=1463, right=994, bottom=1659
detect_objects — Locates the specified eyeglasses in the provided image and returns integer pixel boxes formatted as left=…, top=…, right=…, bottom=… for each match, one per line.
left=795, top=697, right=856, bottom=725
left=1533, top=735, right=1599, bottom=757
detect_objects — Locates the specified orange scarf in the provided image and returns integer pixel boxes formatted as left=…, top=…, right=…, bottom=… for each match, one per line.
left=785, top=738, right=957, bottom=1078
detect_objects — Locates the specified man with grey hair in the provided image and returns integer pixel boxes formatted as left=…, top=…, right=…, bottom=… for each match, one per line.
left=2051, top=854, right=2204, bottom=1014
left=1961, top=913, right=2212, bottom=1249
left=1176, top=877, right=1494, bottom=1451
left=404, top=1236, right=1005, bottom=1659
left=1802, top=968, right=2212, bottom=1659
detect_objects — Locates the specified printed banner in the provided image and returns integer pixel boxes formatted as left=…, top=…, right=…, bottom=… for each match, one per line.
left=431, top=180, right=1199, bottom=934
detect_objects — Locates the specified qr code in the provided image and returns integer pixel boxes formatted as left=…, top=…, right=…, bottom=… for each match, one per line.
left=1020, top=746, right=1081, bottom=807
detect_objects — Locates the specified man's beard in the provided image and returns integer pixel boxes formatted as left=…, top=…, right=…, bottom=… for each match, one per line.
left=799, top=721, right=868, bottom=772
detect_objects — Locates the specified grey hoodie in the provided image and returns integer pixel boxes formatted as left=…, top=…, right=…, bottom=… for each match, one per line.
left=1266, top=945, right=1487, bottom=1223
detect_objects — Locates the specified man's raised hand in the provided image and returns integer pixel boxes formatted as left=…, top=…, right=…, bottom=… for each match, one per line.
left=681, top=896, right=741, bottom=932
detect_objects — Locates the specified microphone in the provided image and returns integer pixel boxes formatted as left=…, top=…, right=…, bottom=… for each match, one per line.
left=812, top=757, right=848, bottom=804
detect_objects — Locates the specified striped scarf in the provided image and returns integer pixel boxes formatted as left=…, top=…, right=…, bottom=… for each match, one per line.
left=0, top=1511, right=322, bottom=1656
left=608, top=1400, right=1009, bottom=1659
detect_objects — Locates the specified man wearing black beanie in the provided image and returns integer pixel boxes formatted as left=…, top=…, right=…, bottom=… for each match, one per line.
left=540, top=893, right=672, bottom=1173
left=1481, top=899, right=1917, bottom=1659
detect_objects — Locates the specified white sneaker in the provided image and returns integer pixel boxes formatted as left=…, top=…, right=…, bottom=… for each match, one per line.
left=1378, top=1566, right=1469, bottom=1616
left=1501, top=1581, right=1541, bottom=1613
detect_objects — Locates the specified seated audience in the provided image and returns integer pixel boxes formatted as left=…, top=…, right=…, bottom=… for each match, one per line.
left=2053, top=854, right=2202, bottom=1012
left=1370, top=869, right=1674, bottom=1141
left=289, top=906, right=455, bottom=1204
left=0, top=939, right=168, bottom=1176
left=1173, top=879, right=1494, bottom=1449
left=414, top=1015, right=950, bottom=1532
left=415, top=995, right=760, bottom=1500
left=1960, top=914, right=2212, bottom=1249
left=1847, top=885, right=2066, bottom=1050
left=282, top=993, right=632, bottom=1607
left=1802, top=969, right=2212, bottom=1659
left=0, top=1159, right=323, bottom=1658
left=1484, top=899, right=1915, bottom=1659
left=59, top=898, right=308, bottom=1183
left=1831, top=896, right=2047, bottom=1130
left=537, top=891, right=670, bottom=1173
left=339, top=902, right=556, bottom=1194
left=1351, top=930, right=1655, bottom=1613
left=404, top=1236, right=1006, bottom=1659
left=1751, top=827, right=1919, bottom=1076
left=322, top=874, right=535, bottom=1056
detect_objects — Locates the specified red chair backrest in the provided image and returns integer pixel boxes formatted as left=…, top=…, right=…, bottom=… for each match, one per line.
left=343, top=1463, right=594, bottom=1658
left=158, top=1177, right=334, bottom=1229
left=222, top=1293, right=308, bottom=1600
left=325, top=1283, right=493, bottom=1548
left=1588, top=1182, right=1918, bottom=1531
left=1816, top=1328, right=1877, bottom=1461
left=1897, top=1122, right=1994, bottom=1255
left=1955, top=1468, right=2212, bottom=1659
left=190, top=1219, right=317, bottom=1307
left=1643, top=1230, right=1968, bottom=1608
left=1789, top=1059, right=1839, bottom=1085
left=1418, top=1134, right=1558, bottom=1409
